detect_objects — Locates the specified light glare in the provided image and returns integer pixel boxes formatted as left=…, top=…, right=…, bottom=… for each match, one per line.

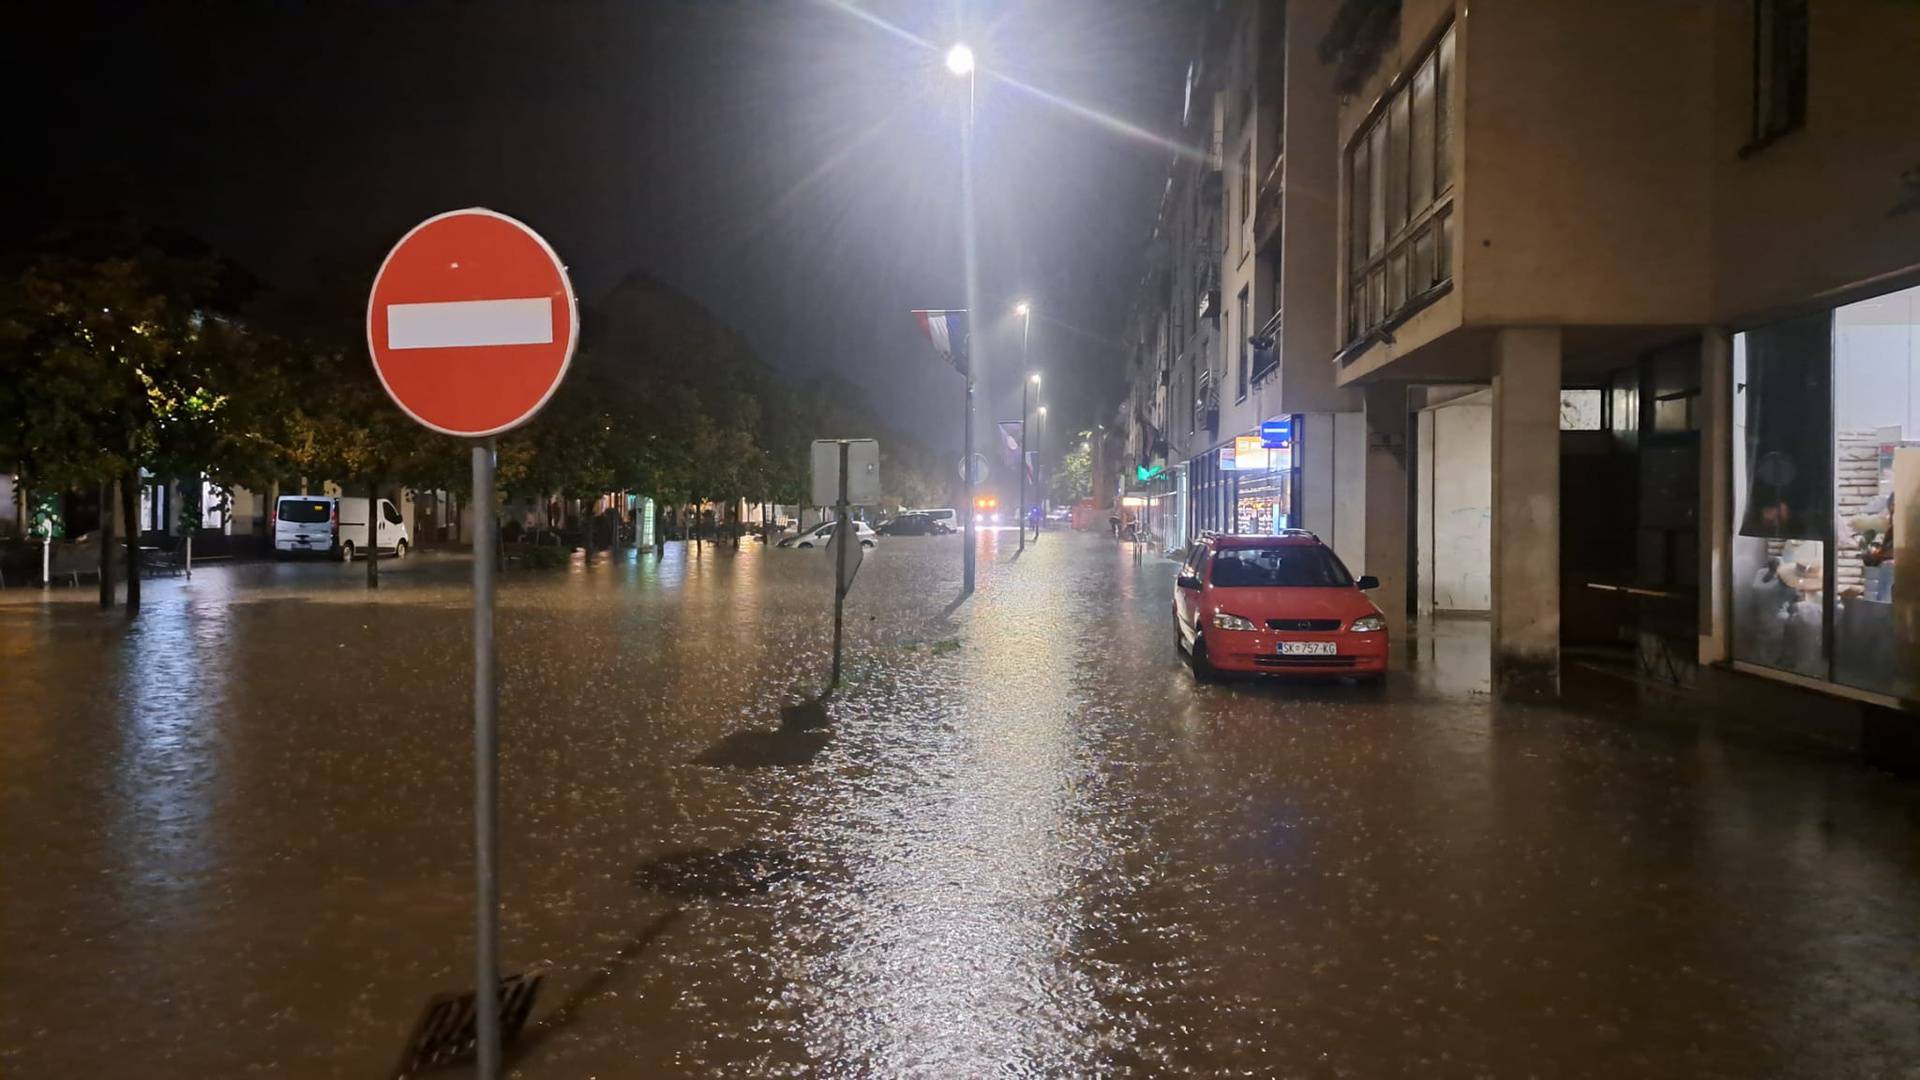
left=946, top=43, right=975, bottom=76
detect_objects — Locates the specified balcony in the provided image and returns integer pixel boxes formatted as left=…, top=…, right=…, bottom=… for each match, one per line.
left=1253, top=152, right=1284, bottom=251
left=1251, top=308, right=1282, bottom=384
left=1194, top=369, right=1220, bottom=435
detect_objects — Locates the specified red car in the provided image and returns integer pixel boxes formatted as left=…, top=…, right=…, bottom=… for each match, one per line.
left=1173, top=532, right=1388, bottom=683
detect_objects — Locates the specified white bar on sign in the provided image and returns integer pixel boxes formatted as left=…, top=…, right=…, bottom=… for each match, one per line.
left=387, top=297, right=554, bottom=349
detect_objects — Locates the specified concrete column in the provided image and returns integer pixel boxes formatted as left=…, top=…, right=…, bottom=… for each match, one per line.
left=1697, top=329, right=1733, bottom=665
left=1362, top=383, right=1412, bottom=641
left=1490, top=328, right=1563, bottom=699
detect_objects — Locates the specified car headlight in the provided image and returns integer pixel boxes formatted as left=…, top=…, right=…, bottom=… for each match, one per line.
left=1349, top=614, right=1386, bottom=633
left=1212, top=611, right=1259, bottom=632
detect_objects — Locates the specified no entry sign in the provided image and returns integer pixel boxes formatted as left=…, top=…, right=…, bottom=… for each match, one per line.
left=367, top=208, right=577, bottom=437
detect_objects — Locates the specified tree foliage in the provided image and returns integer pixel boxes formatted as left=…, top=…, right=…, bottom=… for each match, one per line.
left=2, top=224, right=951, bottom=544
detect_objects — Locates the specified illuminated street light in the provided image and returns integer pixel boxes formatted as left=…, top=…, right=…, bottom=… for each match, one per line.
left=946, top=43, right=975, bottom=77
left=1029, top=372, right=1041, bottom=385
left=1013, top=300, right=1031, bottom=316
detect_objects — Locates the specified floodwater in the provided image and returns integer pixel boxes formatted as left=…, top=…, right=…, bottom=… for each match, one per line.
left=2, top=532, right=1917, bottom=1077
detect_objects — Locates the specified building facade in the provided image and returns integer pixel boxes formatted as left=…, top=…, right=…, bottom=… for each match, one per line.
left=1115, top=0, right=1920, bottom=736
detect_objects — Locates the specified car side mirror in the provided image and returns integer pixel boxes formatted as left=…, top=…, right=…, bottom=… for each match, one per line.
left=1176, top=573, right=1202, bottom=590
left=1356, top=575, right=1380, bottom=590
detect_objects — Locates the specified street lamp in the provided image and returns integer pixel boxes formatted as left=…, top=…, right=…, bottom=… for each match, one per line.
left=1018, top=306, right=1036, bottom=553
left=951, top=41, right=979, bottom=593
left=1036, top=405, right=1049, bottom=520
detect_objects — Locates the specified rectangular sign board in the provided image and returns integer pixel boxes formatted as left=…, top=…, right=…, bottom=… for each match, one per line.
left=810, top=439, right=881, bottom=507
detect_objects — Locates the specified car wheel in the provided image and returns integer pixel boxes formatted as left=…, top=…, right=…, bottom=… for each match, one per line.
left=1190, top=634, right=1220, bottom=684
left=339, top=541, right=355, bottom=562
left=799, top=540, right=813, bottom=548
left=862, top=539, right=875, bottom=548
left=394, top=540, right=408, bottom=559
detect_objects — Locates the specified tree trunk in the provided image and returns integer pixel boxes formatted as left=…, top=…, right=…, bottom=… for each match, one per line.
left=266, top=478, right=279, bottom=544
left=98, top=480, right=115, bottom=609
left=583, top=495, right=594, bottom=566
left=366, top=476, right=380, bottom=589
left=121, top=469, right=141, bottom=612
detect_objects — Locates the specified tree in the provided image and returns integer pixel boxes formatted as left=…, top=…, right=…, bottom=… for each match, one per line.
left=1051, top=435, right=1093, bottom=506
left=0, top=244, right=251, bottom=610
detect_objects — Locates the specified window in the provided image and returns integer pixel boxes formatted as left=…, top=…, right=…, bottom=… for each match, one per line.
left=1209, top=545, right=1354, bottom=588
left=1751, top=0, right=1808, bottom=146
left=1345, top=25, right=1455, bottom=349
left=279, top=499, right=331, bottom=524
left=1732, top=284, right=1920, bottom=700
left=1236, top=288, right=1250, bottom=401
left=1238, top=143, right=1253, bottom=250
left=1559, top=389, right=1604, bottom=431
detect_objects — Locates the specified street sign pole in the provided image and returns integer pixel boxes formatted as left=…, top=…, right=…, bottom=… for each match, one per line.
left=470, top=438, right=500, bottom=1080
left=963, top=377, right=976, bottom=593
left=1018, top=380, right=1029, bottom=555
left=831, top=441, right=850, bottom=687
left=368, top=208, right=577, bottom=1080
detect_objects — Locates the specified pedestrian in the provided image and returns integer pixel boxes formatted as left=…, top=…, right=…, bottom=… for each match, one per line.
left=1029, top=505, right=1042, bottom=541
left=1109, top=513, right=1122, bottom=539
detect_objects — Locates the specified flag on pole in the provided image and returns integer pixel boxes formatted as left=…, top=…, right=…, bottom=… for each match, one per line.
left=911, top=309, right=969, bottom=376
left=996, top=420, right=1023, bottom=466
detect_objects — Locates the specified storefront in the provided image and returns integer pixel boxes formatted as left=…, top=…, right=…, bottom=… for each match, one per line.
left=1226, top=418, right=1300, bottom=535
left=1189, top=445, right=1232, bottom=536
left=1729, top=282, right=1919, bottom=703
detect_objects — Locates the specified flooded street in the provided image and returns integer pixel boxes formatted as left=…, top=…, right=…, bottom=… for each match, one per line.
left=3, top=532, right=1918, bottom=1078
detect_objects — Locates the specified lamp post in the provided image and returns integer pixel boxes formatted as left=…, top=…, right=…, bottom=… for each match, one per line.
left=1035, top=404, right=1047, bottom=541
left=1016, top=302, right=1034, bottom=554
left=950, top=42, right=979, bottom=593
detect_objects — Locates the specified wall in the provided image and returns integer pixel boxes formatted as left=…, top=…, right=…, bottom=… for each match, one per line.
left=1461, top=0, right=1714, bottom=327
left=1331, top=410, right=1367, bottom=574
left=1417, top=394, right=1492, bottom=611
left=1711, top=1, right=1920, bottom=321
left=1277, top=0, right=1359, bottom=414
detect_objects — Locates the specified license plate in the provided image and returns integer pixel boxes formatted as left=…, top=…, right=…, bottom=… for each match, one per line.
left=1278, top=641, right=1337, bottom=656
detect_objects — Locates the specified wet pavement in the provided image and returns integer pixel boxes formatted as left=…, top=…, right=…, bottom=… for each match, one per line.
left=2, top=531, right=1918, bottom=1078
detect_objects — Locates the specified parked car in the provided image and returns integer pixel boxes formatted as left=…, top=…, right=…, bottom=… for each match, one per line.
left=778, top=520, right=877, bottom=549
left=274, top=495, right=409, bottom=560
left=876, top=513, right=945, bottom=536
left=1173, top=531, right=1386, bottom=684
left=901, top=507, right=957, bottom=530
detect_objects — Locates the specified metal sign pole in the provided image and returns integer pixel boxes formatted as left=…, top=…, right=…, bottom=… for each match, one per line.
left=471, top=438, right=501, bottom=1080
left=963, top=378, right=976, bottom=593
left=831, top=440, right=851, bottom=688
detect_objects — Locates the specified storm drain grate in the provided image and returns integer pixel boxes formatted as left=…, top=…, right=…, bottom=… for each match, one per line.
left=393, top=963, right=549, bottom=1077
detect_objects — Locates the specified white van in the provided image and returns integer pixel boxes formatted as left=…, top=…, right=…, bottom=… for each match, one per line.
left=274, top=495, right=409, bottom=560
left=903, top=507, right=957, bottom=528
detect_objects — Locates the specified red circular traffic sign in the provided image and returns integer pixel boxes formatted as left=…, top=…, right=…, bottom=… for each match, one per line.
left=367, top=208, right=578, bottom=437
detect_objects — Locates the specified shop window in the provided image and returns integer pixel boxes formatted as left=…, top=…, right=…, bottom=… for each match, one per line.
left=1831, top=286, right=1918, bottom=697
left=1732, top=312, right=1832, bottom=680
left=1731, top=285, right=1920, bottom=698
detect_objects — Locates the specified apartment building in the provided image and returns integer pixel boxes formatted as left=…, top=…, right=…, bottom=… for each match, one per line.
left=1113, top=0, right=1919, bottom=743
left=1323, top=0, right=1919, bottom=723
left=1121, top=0, right=1365, bottom=564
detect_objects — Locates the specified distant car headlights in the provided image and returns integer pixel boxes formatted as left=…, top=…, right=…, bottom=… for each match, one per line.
left=1212, top=611, right=1259, bottom=632
left=1349, top=614, right=1387, bottom=633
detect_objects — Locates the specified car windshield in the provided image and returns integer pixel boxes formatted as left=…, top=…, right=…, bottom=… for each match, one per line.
left=1209, top=546, right=1353, bottom=588
left=278, top=500, right=330, bottom=524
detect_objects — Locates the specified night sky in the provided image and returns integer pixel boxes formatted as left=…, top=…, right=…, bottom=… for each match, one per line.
left=4, top=1, right=1198, bottom=457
